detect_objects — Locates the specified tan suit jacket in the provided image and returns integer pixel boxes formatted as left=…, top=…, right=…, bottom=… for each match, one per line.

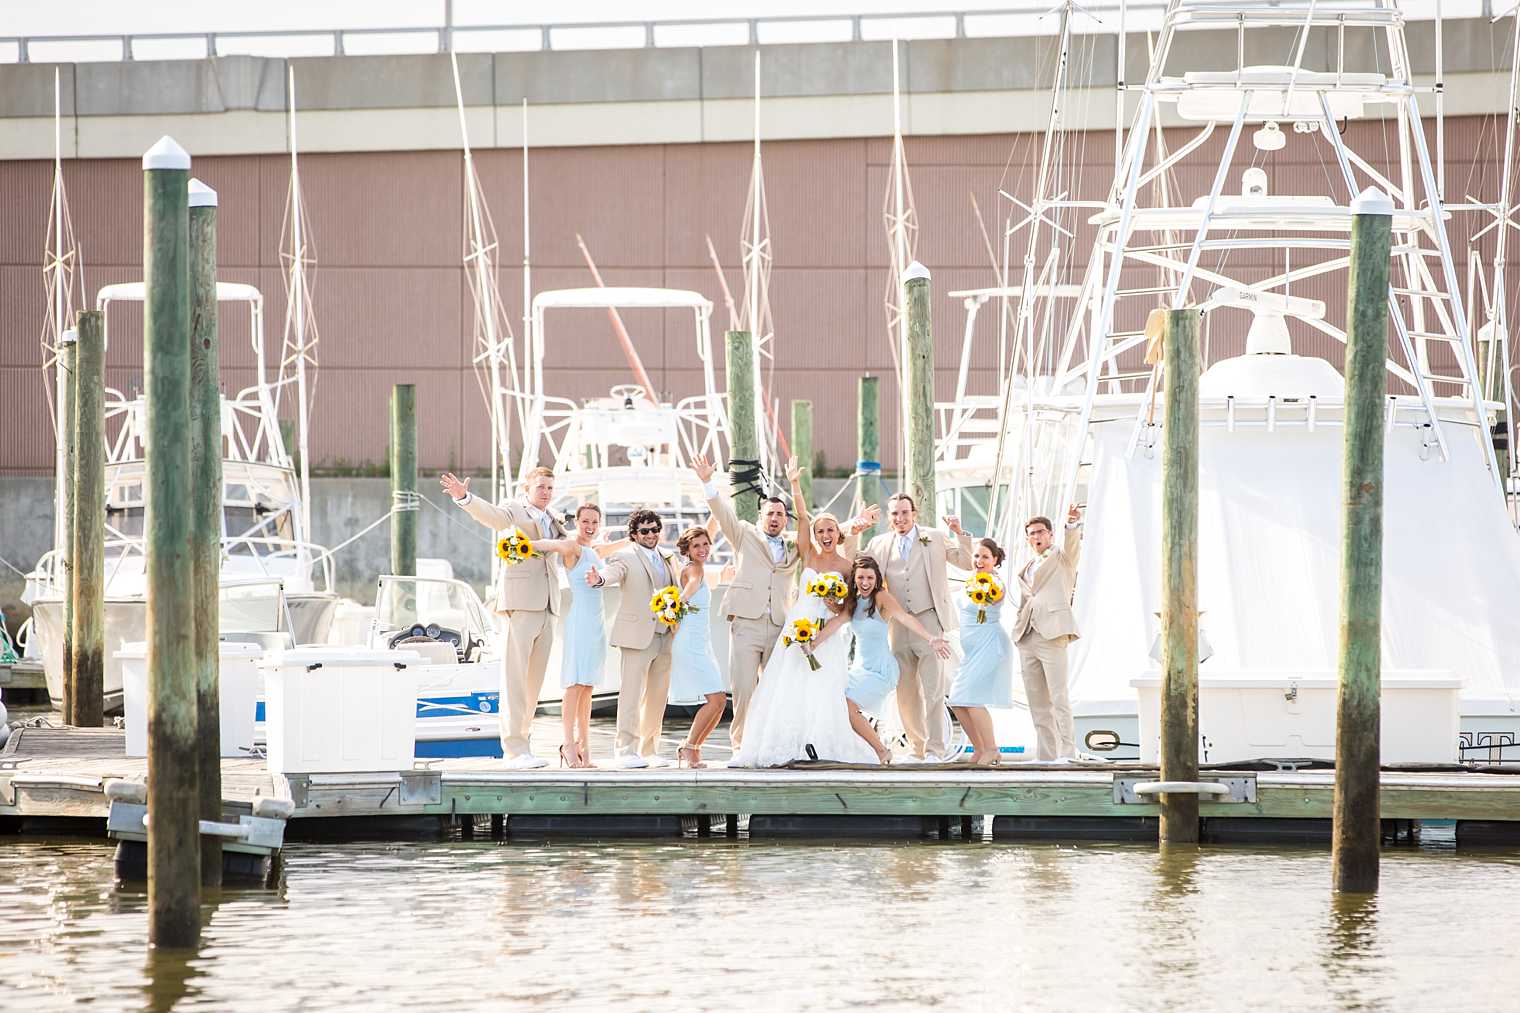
left=458, top=494, right=565, bottom=616
left=867, top=526, right=973, bottom=632
left=1013, top=527, right=1082, bottom=642
left=705, top=488, right=800, bottom=625
left=599, top=545, right=681, bottom=651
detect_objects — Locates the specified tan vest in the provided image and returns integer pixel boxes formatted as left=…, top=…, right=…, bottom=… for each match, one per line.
left=601, top=545, right=681, bottom=650
left=458, top=495, right=565, bottom=615
left=706, top=489, right=799, bottom=626
left=866, top=526, right=973, bottom=632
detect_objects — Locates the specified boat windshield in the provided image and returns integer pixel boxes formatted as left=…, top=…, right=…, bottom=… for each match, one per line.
left=374, top=577, right=490, bottom=637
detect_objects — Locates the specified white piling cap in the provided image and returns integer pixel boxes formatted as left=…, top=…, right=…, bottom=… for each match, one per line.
left=188, top=178, right=218, bottom=208
left=142, top=135, right=190, bottom=171
left=1350, top=186, right=1393, bottom=217
left=59, top=327, right=77, bottom=345
left=902, top=260, right=931, bottom=283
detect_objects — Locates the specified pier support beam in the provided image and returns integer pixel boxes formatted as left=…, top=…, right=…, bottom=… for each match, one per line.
left=858, top=375, right=881, bottom=536
left=390, top=383, right=417, bottom=577
left=902, top=263, right=935, bottom=513
left=725, top=329, right=759, bottom=523
left=1159, top=308, right=1202, bottom=844
left=790, top=399, right=814, bottom=506
left=58, top=329, right=77, bottom=722
left=1332, top=188, right=1394, bottom=895
left=143, top=136, right=201, bottom=947
left=189, top=179, right=222, bottom=888
left=70, top=313, right=104, bottom=730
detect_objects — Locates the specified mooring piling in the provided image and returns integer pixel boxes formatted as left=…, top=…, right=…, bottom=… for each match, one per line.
left=390, top=383, right=418, bottom=577
left=1332, top=187, right=1395, bottom=894
left=725, top=329, right=759, bottom=523
left=188, top=178, right=222, bottom=888
left=58, top=328, right=78, bottom=722
left=1159, top=308, right=1202, bottom=844
left=902, top=262, right=935, bottom=513
left=857, top=375, right=881, bottom=535
left=790, top=399, right=814, bottom=505
left=70, top=313, right=105, bottom=730
left=143, top=135, right=201, bottom=946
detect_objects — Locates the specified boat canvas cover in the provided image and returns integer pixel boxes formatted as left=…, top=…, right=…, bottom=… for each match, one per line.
left=1069, top=424, right=1520, bottom=712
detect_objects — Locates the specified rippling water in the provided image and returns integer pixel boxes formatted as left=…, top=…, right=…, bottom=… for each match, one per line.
left=2, top=831, right=1517, bottom=1011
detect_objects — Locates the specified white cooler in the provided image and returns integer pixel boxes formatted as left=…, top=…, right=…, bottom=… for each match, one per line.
left=1132, top=669, right=1463, bottom=765
left=119, top=641, right=264, bottom=758
left=260, top=647, right=421, bottom=775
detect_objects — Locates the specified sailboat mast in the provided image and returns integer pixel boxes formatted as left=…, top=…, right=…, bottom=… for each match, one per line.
left=288, top=67, right=314, bottom=538
left=890, top=39, right=910, bottom=480
left=51, top=68, right=68, bottom=551
left=522, top=96, right=533, bottom=479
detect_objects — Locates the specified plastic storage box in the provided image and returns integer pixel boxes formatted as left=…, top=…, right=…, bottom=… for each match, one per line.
left=260, top=647, right=421, bottom=775
left=120, top=641, right=264, bottom=758
left=1132, top=669, right=1462, bottom=765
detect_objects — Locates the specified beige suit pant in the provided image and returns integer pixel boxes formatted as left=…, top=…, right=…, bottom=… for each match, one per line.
left=890, top=609, right=949, bottom=758
left=1017, top=632, right=1075, bottom=760
left=500, top=608, right=555, bottom=758
left=615, top=635, right=673, bottom=758
left=727, top=615, right=782, bottom=750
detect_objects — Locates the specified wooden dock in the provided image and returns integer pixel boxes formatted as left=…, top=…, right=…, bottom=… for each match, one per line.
left=5, top=725, right=1520, bottom=844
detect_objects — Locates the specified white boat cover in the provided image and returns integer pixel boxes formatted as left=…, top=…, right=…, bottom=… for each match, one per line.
left=532, top=287, right=711, bottom=312
left=1070, top=418, right=1520, bottom=714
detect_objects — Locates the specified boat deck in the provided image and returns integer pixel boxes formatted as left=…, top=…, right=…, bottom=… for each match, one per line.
left=5, top=724, right=1520, bottom=843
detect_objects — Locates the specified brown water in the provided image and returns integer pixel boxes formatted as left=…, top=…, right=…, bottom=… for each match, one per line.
left=2, top=831, right=1517, bottom=1011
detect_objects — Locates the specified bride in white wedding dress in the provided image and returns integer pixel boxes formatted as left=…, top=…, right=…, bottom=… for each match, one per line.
left=730, top=460, right=881, bottom=767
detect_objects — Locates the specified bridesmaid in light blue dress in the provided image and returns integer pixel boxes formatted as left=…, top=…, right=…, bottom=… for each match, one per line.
left=669, top=522, right=725, bottom=768
left=812, top=555, right=951, bottom=765
left=948, top=537, right=1013, bottom=765
left=530, top=503, right=626, bottom=768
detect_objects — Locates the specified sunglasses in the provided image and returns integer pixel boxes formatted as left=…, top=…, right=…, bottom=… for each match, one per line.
left=635, top=526, right=662, bottom=535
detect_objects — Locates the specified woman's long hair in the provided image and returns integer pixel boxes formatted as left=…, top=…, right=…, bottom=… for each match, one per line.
left=844, top=554, right=886, bottom=619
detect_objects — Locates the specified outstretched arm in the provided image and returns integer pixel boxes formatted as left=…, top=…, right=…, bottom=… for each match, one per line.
left=786, top=456, right=818, bottom=568
left=839, top=504, right=881, bottom=555
left=589, top=553, right=631, bottom=588
left=593, top=537, right=631, bottom=560
left=693, top=454, right=746, bottom=550
left=805, top=609, right=853, bottom=652
left=442, top=472, right=514, bottom=530
left=879, top=591, right=953, bottom=659
left=943, top=516, right=975, bottom=570
left=1059, top=505, right=1083, bottom=570
left=528, top=537, right=582, bottom=565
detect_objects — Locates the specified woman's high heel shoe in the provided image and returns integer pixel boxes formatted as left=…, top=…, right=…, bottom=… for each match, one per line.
left=559, top=745, right=571, bottom=768
left=677, top=745, right=705, bottom=769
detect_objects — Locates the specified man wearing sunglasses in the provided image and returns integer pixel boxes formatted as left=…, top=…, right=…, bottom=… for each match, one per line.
left=586, top=508, right=678, bottom=768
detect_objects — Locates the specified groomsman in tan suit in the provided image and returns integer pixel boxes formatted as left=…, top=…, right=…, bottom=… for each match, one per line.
left=587, top=507, right=680, bottom=768
left=690, top=455, right=799, bottom=751
left=867, top=493, right=973, bottom=761
left=441, top=466, right=565, bottom=769
left=1013, top=507, right=1083, bottom=761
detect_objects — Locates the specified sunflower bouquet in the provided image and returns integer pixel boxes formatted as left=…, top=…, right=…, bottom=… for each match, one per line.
left=649, top=585, right=697, bottom=628
left=806, top=573, right=850, bottom=607
left=496, top=527, right=538, bottom=566
left=782, top=617, right=824, bottom=671
left=965, top=571, right=1005, bottom=623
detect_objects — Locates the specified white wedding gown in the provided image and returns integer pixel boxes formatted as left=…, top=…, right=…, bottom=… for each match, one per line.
left=731, top=567, right=878, bottom=767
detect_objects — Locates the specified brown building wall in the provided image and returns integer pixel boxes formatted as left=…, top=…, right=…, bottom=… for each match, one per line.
left=1, top=116, right=1514, bottom=477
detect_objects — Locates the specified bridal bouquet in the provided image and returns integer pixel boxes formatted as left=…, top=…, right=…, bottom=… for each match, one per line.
left=806, top=573, right=850, bottom=606
left=965, top=572, right=1004, bottom=623
left=783, top=617, right=824, bottom=671
left=496, top=528, right=538, bottom=566
left=650, top=585, right=697, bottom=628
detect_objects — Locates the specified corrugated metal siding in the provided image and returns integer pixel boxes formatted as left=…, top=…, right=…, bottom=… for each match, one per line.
left=2, top=117, right=1515, bottom=476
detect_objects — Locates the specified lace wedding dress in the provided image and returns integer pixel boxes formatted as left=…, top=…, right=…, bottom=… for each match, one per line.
left=730, top=567, right=877, bottom=767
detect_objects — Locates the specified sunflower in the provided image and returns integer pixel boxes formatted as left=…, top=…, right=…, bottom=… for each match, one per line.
left=496, top=528, right=536, bottom=565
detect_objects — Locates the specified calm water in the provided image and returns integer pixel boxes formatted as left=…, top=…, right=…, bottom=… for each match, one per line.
left=2, top=831, right=1517, bottom=1011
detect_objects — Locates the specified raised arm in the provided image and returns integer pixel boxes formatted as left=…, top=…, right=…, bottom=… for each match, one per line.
left=942, top=515, right=975, bottom=570
left=786, top=456, right=820, bottom=568
left=693, top=454, right=746, bottom=550
left=1059, top=504, right=1083, bottom=570
left=441, top=472, right=515, bottom=530
left=839, top=504, right=881, bottom=555
left=879, top=591, right=952, bottom=659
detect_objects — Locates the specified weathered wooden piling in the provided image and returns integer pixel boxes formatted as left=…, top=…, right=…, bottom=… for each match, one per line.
left=57, top=329, right=77, bottom=721
left=143, top=136, right=201, bottom=946
left=188, top=178, right=222, bottom=888
left=902, top=263, right=935, bottom=513
left=1332, top=187, right=1395, bottom=895
left=725, top=329, right=759, bottom=523
left=858, top=375, right=881, bottom=536
left=390, top=383, right=418, bottom=577
left=1159, top=308, right=1202, bottom=844
left=790, top=399, right=814, bottom=505
left=70, top=313, right=105, bottom=730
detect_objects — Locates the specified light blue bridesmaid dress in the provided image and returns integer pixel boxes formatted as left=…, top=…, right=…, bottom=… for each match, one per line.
left=669, top=581, right=724, bottom=702
left=948, top=587, right=1013, bottom=707
left=844, top=597, right=900, bottom=714
left=560, top=546, right=607, bottom=689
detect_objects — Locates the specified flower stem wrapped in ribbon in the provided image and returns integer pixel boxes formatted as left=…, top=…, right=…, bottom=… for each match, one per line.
left=496, top=527, right=538, bottom=566
left=649, top=585, right=697, bottom=628
left=806, top=573, right=850, bottom=607
left=965, top=572, right=1005, bottom=624
left=782, top=617, right=824, bottom=671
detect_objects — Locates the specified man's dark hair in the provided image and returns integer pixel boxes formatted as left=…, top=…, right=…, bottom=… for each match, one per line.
left=1025, top=516, right=1053, bottom=534
left=627, top=508, right=664, bottom=538
left=888, top=492, right=916, bottom=512
left=760, top=496, right=787, bottom=511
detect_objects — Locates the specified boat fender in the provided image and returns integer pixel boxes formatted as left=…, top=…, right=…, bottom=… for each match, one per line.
left=104, top=779, right=148, bottom=804
left=253, top=797, right=295, bottom=820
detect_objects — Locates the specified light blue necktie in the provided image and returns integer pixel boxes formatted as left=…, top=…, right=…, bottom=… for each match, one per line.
left=766, top=535, right=784, bottom=564
left=898, top=532, right=912, bottom=560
